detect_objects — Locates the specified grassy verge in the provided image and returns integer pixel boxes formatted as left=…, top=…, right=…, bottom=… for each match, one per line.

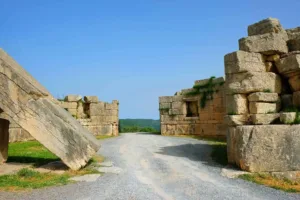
left=239, top=173, right=300, bottom=193
left=1, top=141, right=105, bottom=191
left=96, top=135, right=115, bottom=140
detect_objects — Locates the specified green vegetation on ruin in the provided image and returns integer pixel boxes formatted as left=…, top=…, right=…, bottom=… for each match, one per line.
left=185, top=76, right=225, bottom=108
left=119, top=119, right=160, bottom=133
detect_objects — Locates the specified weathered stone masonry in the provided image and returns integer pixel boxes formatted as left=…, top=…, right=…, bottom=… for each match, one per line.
left=159, top=77, right=227, bottom=138
left=225, top=18, right=300, bottom=173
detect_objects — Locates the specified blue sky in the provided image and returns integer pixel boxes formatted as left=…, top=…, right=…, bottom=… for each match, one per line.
left=1, top=0, right=299, bottom=119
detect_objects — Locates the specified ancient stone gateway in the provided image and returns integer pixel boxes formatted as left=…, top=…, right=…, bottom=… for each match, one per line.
left=0, top=49, right=100, bottom=170
left=225, top=18, right=300, bottom=173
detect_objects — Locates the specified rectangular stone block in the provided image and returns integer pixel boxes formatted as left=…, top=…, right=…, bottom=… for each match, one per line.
left=248, top=92, right=279, bottom=102
left=169, top=108, right=185, bottom=115
left=239, top=32, right=288, bottom=55
left=224, top=115, right=249, bottom=126
left=84, top=96, right=98, bottom=103
left=172, top=96, right=184, bottom=102
left=159, top=103, right=171, bottom=109
left=249, top=102, right=279, bottom=114
left=159, top=96, right=173, bottom=103
left=226, top=94, right=248, bottom=115
left=64, top=95, right=82, bottom=102
left=247, top=18, right=284, bottom=36
left=90, top=116, right=118, bottom=124
left=89, top=102, right=105, bottom=116
left=280, top=112, right=297, bottom=124
left=172, top=102, right=184, bottom=110
left=293, top=91, right=300, bottom=107
left=226, top=72, right=282, bottom=94
left=251, top=114, right=280, bottom=125
left=105, top=103, right=118, bottom=110
left=224, top=51, right=265, bottom=74
left=60, top=102, right=78, bottom=109
left=276, top=54, right=300, bottom=78
left=85, top=125, right=113, bottom=136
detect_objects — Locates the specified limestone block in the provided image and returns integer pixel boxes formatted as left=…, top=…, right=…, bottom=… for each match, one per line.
left=85, top=125, right=113, bottom=136
left=169, top=108, right=185, bottom=115
left=64, top=95, right=82, bottom=102
left=224, top=51, right=265, bottom=74
left=288, top=75, right=300, bottom=92
left=247, top=18, right=284, bottom=36
left=0, top=48, right=100, bottom=170
left=172, top=102, right=184, bottom=110
left=159, top=96, right=173, bottom=103
left=226, top=72, right=282, bottom=94
left=248, top=92, right=279, bottom=102
left=276, top=54, right=300, bottom=77
left=239, top=32, right=288, bottom=55
left=287, top=27, right=300, bottom=40
left=105, top=103, right=118, bottom=110
left=224, top=115, right=250, bottom=126
left=172, top=96, right=184, bottom=102
left=266, top=54, right=280, bottom=62
left=104, top=110, right=118, bottom=116
left=91, top=116, right=118, bottom=124
left=287, top=38, right=300, bottom=52
left=89, top=102, right=105, bottom=116
left=293, top=91, right=300, bottom=107
left=249, top=102, right=279, bottom=114
left=251, top=114, right=280, bottom=125
left=60, top=102, right=77, bottom=109
left=281, top=94, right=293, bottom=110
left=280, top=112, right=297, bottom=124
left=226, top=94, right=248, bottom=114
left=159, top=103, right=171, bottom=109
left=227, top=125, right=300, bottom=172
left=84, top=96, right=98, bottom=103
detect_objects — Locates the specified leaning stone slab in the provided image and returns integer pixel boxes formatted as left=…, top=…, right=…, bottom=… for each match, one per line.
left=280, top=112, right=297, bottom=124
left=249, top=102, right=280, bottom=114
left=224, top=51, right=265, bottom=74
left=226, top=94, right=248, bottom=115
left=248, top=92, right=279, bottom=102
left=227, top=125, right=300, bottom=172
left=84, top=96, right=98, bottom=103
left=0, top=48, right=100, bottom=170
left=276, top=54, right=300, bottom=78
left=226, top=72, right=282, bottom=94
left=251, top=113, right=280, bottom=125
left=248, top=18, right=284, bottom=36
left=239, top=32, right=288, bottom=55
left=64, top=95, right=82, bottom=102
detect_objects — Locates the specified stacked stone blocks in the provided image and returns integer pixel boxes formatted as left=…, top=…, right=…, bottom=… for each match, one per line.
left=225, top=18, right=300, bottom=173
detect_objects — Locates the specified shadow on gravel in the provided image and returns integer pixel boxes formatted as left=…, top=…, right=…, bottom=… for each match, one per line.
left=156, top=142, right=227, bottom=168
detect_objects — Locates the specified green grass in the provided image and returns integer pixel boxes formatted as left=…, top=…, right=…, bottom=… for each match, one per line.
left=239, top=173, right=300, bottom=193
left=0, top=168, right=70, bottom=191
left=7, top=141, right=59, bottom=166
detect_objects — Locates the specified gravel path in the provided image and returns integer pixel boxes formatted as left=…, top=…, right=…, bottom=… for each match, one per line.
left=0, top=133, right=299, bottom=200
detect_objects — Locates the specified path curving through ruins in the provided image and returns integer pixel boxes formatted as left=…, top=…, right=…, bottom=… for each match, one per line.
left=1, top=133, right=299, bottom=200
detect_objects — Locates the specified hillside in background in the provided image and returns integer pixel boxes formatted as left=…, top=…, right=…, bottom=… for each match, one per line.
left=119, top=119, right=160, bottom=133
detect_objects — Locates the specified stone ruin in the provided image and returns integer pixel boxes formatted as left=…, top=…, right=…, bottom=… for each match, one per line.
left=59, top=95, right=119, bottom=136
left=159, top=18, right=300, bottom=175
left=159, top=77, right=227, bottom=138
left=0, top=49, right=100, bottom=170
left=225, top=18, right=300, bottom=173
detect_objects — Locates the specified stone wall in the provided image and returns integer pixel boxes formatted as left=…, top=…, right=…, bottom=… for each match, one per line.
left=8, top=95, right=119, bottom=142
left=59, top=95, right=119, bottom=136
left=159, top=77, right=227, bottom=138
left=225, top=18, right=300, bottom=173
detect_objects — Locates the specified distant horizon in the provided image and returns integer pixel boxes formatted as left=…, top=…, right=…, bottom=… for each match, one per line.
left=1, top=0, right=299, bottom=119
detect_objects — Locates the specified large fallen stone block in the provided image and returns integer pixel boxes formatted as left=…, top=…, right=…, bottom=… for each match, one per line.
left=0, top=49, right=100, bottom=170
left=249, top=102, right=280, bottom=114
left=227, top=125, right=300, bottom=172
left=248, top=18, right=284, bottom=36
left=226, top=94, right=248, bottom=114
left=224, top=51, right=265, bottom=74
left=226, top=72, right=282, bottom=94
left=239, top=32, right=288, bottom=55
left=248, top=92, right=279, bottom=102
left=251, top=113, right=280, bottom=125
